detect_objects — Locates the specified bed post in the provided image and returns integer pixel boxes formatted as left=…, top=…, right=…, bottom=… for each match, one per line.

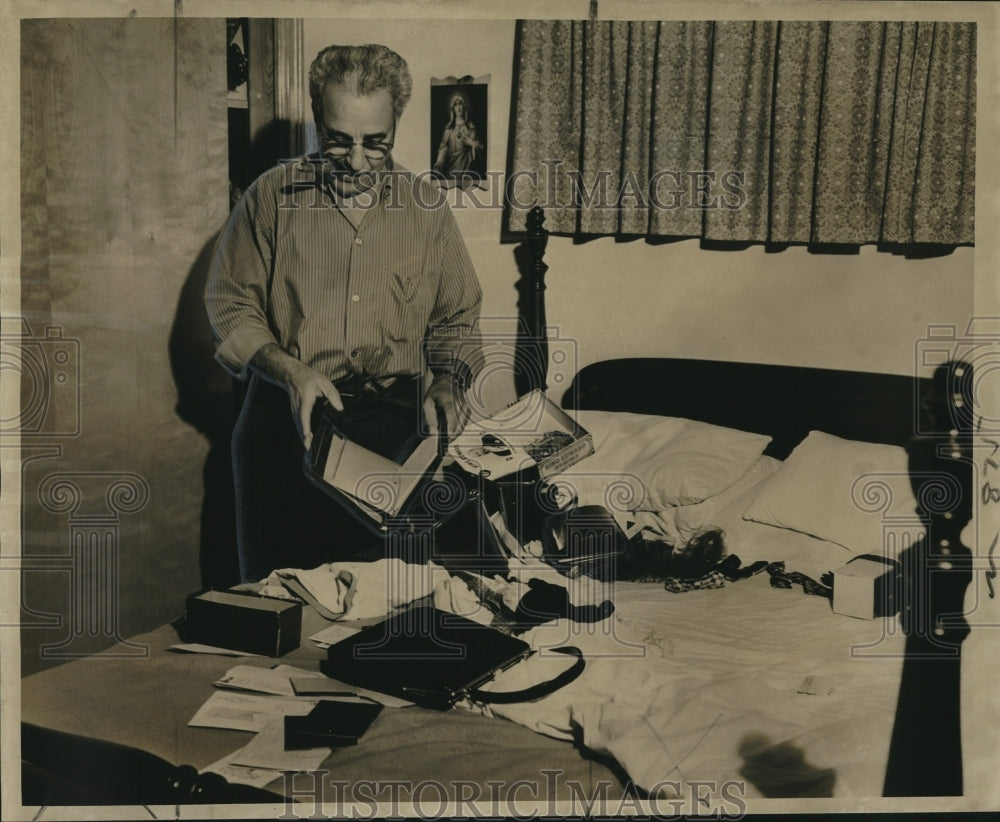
left=883, top=360, right=974, bottom=796
left=515, top=206, right=549, bottom=397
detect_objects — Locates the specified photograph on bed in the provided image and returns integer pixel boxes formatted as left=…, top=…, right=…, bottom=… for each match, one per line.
left=7, top=4, right=997, bottom=820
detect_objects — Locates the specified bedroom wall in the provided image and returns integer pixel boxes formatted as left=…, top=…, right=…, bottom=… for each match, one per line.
left=17, top=18, right=230, bottom=676
left=303, top=19, right=975, bottom=409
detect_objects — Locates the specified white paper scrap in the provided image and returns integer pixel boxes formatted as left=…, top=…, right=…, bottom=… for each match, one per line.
left=200, top=747, right=284, bottom=790
left=214, top=664, right=318, bottom=696
left=230, top=719, right=331, bottom=771
left=309, top=624, right=361, bottom=647
left=188, top=691, right=316, bottom=732
left=168, top=643, right=262, bottom=657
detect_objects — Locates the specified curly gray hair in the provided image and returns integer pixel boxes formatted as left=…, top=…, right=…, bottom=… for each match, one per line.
left=309, top=44, right=412, bottom=125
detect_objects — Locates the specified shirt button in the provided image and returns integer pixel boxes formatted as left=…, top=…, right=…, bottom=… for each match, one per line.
left=354, top=237, right=363, bottom=245
left=351, top=294, right=360, bottom=303
left=350, top=349, right=359, bottom=358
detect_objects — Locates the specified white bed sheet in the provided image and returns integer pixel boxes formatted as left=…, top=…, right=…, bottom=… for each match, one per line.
left=480, top=516, right=905, bottom=802
left=475, top=411, right=910, bottom=802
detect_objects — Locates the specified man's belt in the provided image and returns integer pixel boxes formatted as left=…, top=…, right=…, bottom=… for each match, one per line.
left=334, top=374, right=413, bottom=399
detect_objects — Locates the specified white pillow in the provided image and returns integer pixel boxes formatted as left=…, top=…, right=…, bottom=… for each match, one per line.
left=562, top=411, right=772, bottom=510
left=629, top=454, right=782, bottom=546
left=742, top=430, right=922, bottom=553
left=671, top=454, right=782, bottom=539
left=634, top=421, right=773, bottom=508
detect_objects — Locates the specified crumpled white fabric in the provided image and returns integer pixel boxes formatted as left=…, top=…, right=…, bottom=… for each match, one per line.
left=258, top=550, right=610, bottom=624
left=260, top=559, right=445, bottom=621
left=432, top=574, right=498, bottom=625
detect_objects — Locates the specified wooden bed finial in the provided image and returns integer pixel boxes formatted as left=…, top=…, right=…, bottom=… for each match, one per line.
left=515, top=205, right=550, bottom=396
left=883, top=358, right=975, bottom=797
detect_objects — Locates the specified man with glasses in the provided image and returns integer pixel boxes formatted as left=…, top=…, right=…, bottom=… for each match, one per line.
left=205, top=44, right=482, bottom=582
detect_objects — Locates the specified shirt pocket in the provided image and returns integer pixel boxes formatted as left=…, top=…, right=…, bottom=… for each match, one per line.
left=381, top=266, right=430, bottom=342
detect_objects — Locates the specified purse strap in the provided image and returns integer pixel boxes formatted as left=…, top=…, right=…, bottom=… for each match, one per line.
left=468, top=646, right=584, bottom=704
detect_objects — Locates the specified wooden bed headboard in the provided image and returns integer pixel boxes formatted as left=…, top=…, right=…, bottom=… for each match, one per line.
left=561, top=357, right=929, bottom=460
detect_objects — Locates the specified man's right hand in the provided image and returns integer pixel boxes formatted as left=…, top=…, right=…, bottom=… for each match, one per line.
left=250, top=344, right=343, bottom=450
left=286, top=365, right=345, bottom=451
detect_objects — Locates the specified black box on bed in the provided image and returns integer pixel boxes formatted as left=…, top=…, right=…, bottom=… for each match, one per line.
left=184, top=589, right=302, bottom=656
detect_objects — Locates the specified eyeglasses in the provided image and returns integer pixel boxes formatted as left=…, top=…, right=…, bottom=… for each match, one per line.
left=320, top=135, right=394, bottom=161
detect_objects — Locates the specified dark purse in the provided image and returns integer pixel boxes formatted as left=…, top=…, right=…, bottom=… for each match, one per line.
left=320, top=604, right=585, bottom=711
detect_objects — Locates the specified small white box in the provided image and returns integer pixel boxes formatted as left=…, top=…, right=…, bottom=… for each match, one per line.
left=832, top=554, right=900, bottom=620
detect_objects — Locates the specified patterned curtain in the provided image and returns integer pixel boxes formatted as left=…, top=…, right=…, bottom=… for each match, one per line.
left=506, top=20, right=975, bottom=246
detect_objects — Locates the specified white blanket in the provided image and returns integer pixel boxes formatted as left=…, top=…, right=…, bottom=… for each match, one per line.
left=475, top=574, right=904, bottom=801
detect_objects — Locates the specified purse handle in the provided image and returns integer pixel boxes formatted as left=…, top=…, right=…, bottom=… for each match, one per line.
left=468, top=646, right=585, bottom=704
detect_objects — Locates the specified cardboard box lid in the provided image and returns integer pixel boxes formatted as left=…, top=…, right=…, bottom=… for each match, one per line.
left=448, top=390, right=591, bottom=480
left=189, top=589, right=301, bottom=614
left=320, top=432, right=439, bottom=517
left=835, top=554, right=899, bottom=580
left=305, top=396, right=441, bottom=523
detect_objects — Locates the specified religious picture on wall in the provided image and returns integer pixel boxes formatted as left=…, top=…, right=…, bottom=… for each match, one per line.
left=430, top=75, right=488, bottom=189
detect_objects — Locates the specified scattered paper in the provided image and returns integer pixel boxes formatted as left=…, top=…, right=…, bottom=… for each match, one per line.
left=309, top=623, right=361, bottom=648
left=346, top=690, right=414, bottom=710
left=188, top=691, right=317, bottom=732
left=272, top=664, right=325, bottom=679
left=200, top=747, right=284, bottom=789
left=797, top=675, right=836, bottom=696
left=168, top=643, right=261, bottom=657
left=296, top=678, right=414, bottom=708
left=290, top=678, right=361, bottom=698
left=230, top=719, right=330, bottom=771
left=215, top=664, right=320, bottom=696
left=212, top=662, right=413, bottom=708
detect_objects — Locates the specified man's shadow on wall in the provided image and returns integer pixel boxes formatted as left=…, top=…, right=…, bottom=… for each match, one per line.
left=169, top=120, right=311, bottom=588
left=168, top=232, right=241, bottom=588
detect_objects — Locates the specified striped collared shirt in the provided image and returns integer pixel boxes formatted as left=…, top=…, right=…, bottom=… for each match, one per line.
left=204, top=160, right=482, bottom=384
